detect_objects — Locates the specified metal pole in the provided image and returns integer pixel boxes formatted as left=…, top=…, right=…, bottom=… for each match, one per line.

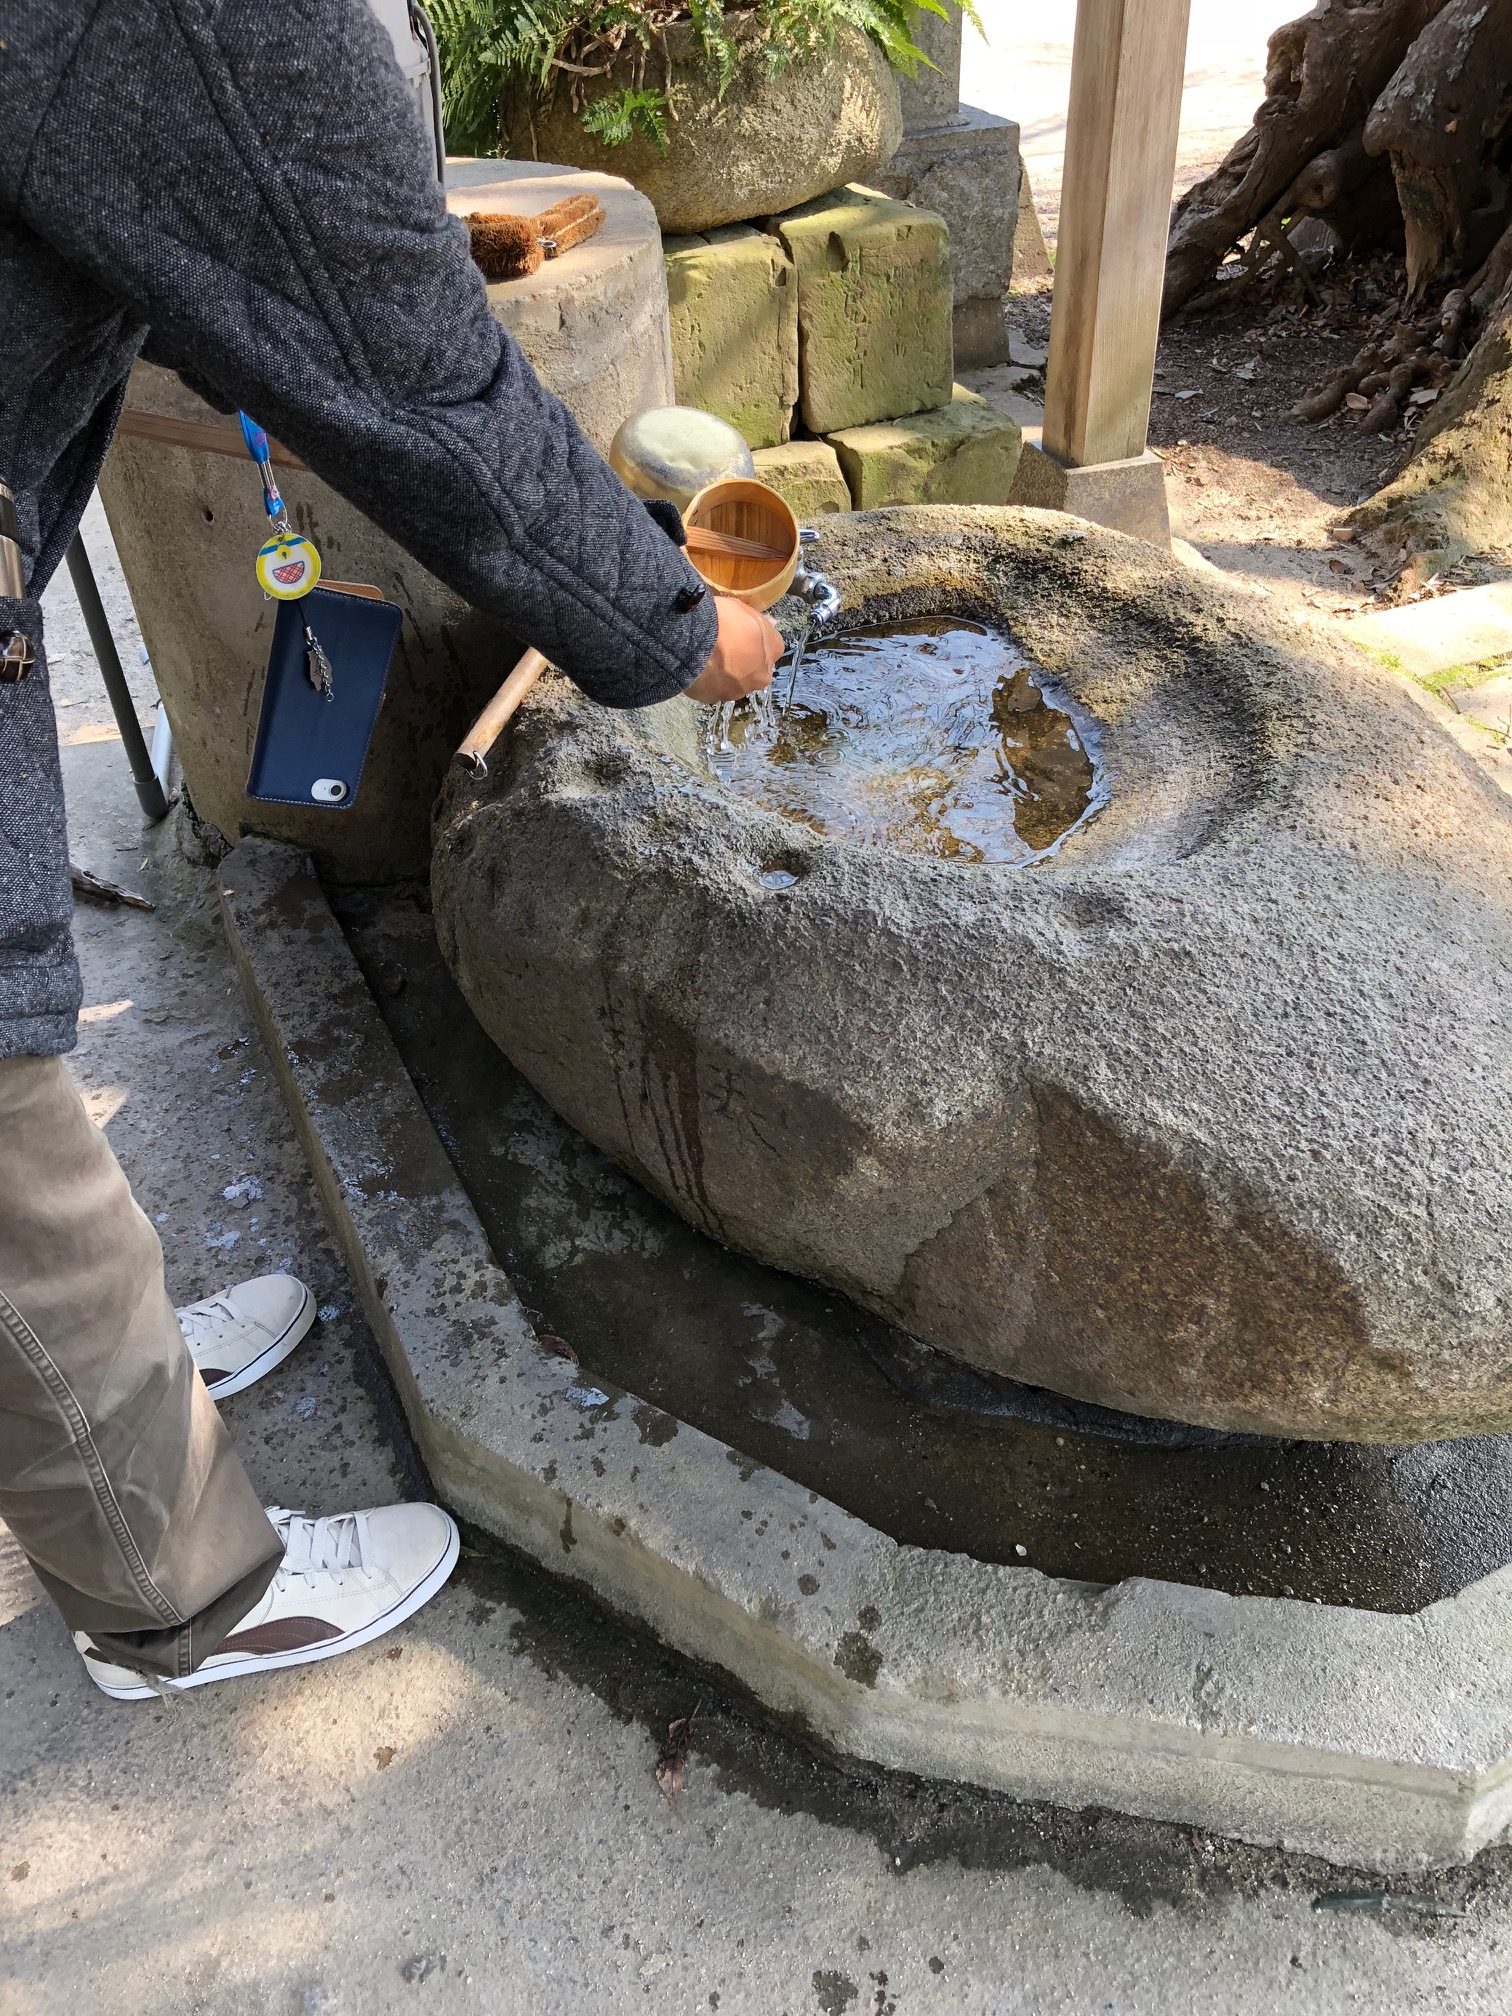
left=64, top=533, right=174, bottom=823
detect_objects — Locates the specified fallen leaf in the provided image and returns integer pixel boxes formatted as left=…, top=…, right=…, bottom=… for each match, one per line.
left=537, top=1332, right=578, bottom=1364
left=1409, top=387, right=1440, bottom=405
left=1175, top=389, right=1201, bottom=400
left=1344, top=391, right=1370, bottom=410
left=655, top=1700, right=701, bottom=1808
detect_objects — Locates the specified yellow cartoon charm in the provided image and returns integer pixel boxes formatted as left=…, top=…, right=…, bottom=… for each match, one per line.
left=255, top=532, right=322, bottom=600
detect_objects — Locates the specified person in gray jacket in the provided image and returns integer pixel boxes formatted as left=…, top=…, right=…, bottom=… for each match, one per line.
left=0, top=0, right=779, bottom=1698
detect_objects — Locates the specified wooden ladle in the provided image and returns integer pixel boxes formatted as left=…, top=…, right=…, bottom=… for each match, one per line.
left=455, top=490, right=795, bottom=773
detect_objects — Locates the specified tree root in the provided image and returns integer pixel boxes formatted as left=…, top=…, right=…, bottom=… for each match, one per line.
left=1163, top=0, right=1454, bottom=318
left=1343, top=276, right=1512, bottom=579
left=1290, top=344, right=1383, bottom=422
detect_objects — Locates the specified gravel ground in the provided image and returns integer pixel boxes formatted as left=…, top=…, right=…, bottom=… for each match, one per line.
left=969, top=0, right=1284, bottom=246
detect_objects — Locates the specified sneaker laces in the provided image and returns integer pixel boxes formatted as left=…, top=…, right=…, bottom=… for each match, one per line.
left=267, top=1508, right=373, bottom=1593
left=178, top=1293, right=242, bottom=1344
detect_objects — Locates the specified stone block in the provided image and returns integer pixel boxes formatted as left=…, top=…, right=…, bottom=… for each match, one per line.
left=664, top=225, right=797, bottom=451
left=827, top=386, right=1021, bottom=509
left=875, top=107, right=1019, bottom=368
left=1342, top=580, right=1512, bottom=683
left=751, top=440, right=851, bottom=519
left=897, top=8, right=962, bottom=129
left=1009, top=429, right=1171, bottom=548
left=1013, top=161, right=1054, bottom=285
left=776, top=186, right=953, bottom=434
left=875, top=108, right=1018, bottom=300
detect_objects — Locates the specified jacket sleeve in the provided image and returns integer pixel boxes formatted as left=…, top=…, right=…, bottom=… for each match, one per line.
left=16, top=0, right=717, bottom=709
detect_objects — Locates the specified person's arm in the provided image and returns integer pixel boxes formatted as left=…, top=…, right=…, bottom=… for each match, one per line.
left=16, top=0, right=727, bottom=708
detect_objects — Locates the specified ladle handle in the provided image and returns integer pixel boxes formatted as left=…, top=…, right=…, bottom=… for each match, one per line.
left=455, top=647, right=550, bottom=773
left=684, top=524, right=786, bottom=563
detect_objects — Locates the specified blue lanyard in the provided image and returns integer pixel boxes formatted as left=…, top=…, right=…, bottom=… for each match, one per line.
left=238, top=412, right=332, bottom=698
left=238, top=411, right=293, bottom=534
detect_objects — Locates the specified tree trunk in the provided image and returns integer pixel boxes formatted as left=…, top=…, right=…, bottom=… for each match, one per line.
left=1363, top=0, right=1512, bottom=297
left=1163, top=0, right=1452, bottom=317
left=1345, top=279, right=1512, bottom=569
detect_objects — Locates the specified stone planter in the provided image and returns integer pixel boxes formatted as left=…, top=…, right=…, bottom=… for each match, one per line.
left=433, top=508, right=1512, bottom=1445
left=500, top=21, right=902, bottom=234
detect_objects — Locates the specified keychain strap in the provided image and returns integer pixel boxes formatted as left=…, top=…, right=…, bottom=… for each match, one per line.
left=239, top=413, right=331, bottom=697
left=239, top=412, right=295, bottom=537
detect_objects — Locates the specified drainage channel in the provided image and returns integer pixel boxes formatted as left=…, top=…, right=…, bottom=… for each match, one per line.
left=334, top=884, right=1512, bottom=1616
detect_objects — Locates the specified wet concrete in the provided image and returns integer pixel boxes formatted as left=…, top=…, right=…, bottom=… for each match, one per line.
left=336, top=886, right=1512, bottom=1616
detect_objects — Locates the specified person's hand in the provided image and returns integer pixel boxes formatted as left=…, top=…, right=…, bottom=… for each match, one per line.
left=683, top=595, right=783, bottom=704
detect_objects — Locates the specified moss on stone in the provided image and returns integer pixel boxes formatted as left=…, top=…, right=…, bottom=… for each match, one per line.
left=751, top=440, right=852, bottom=518
left=664, top=226, right=798, bottom=450
left=777, top=184, right=953, bottom=434
left=827, top=387, right=1020, bottom=508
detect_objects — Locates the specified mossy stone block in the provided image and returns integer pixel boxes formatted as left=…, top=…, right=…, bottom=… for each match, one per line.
left=751, top=441, right=852, bottom=519
left=827, top=387, right=1021, bottom=509
left=664, top=226, right=798, bottom=451
left=776, top=185, right=954, bottom=434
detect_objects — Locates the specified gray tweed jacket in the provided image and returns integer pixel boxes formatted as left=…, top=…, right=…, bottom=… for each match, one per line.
left=0, top=0, right=716, bottom=1061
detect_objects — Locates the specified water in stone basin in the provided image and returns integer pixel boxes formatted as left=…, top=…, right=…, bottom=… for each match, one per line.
left=703, top=618, right=1106, bottom=864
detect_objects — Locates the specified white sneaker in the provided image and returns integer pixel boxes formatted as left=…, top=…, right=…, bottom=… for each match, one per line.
left=76, top=1503, right=460, bottom=1700
left=178, top=1275, right=315, bottom=1398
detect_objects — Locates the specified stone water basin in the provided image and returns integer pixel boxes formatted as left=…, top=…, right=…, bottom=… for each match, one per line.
left=433, top=506, right=1512, bottom=1442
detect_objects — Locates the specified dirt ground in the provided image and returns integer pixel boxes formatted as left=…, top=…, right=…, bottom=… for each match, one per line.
left=973, top=275, right=1512, bottom=798
left=999, top=276, right=1417, bottom=614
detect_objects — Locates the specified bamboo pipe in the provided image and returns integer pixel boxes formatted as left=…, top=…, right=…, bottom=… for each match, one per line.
left=455, top=648, right=549, bottom=773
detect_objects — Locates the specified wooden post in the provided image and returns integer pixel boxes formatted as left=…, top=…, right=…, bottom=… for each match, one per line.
left=1042, top=0, right=1192, bottom=470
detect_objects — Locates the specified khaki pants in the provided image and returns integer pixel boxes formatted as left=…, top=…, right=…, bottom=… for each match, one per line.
left=0, top=1055, right=282, bottom=1679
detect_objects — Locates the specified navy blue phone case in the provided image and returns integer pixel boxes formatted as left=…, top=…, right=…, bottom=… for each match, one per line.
left=246, top=587, right=403, bottom=809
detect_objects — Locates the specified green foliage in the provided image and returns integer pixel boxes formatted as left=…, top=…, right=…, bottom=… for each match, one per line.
left=579, top=83, right=672, bottom=147
left=433, top=0, right=981, bottom=155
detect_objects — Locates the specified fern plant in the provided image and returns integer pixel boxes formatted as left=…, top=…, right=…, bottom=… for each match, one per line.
left=432, top=0, right=981, bottom=157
